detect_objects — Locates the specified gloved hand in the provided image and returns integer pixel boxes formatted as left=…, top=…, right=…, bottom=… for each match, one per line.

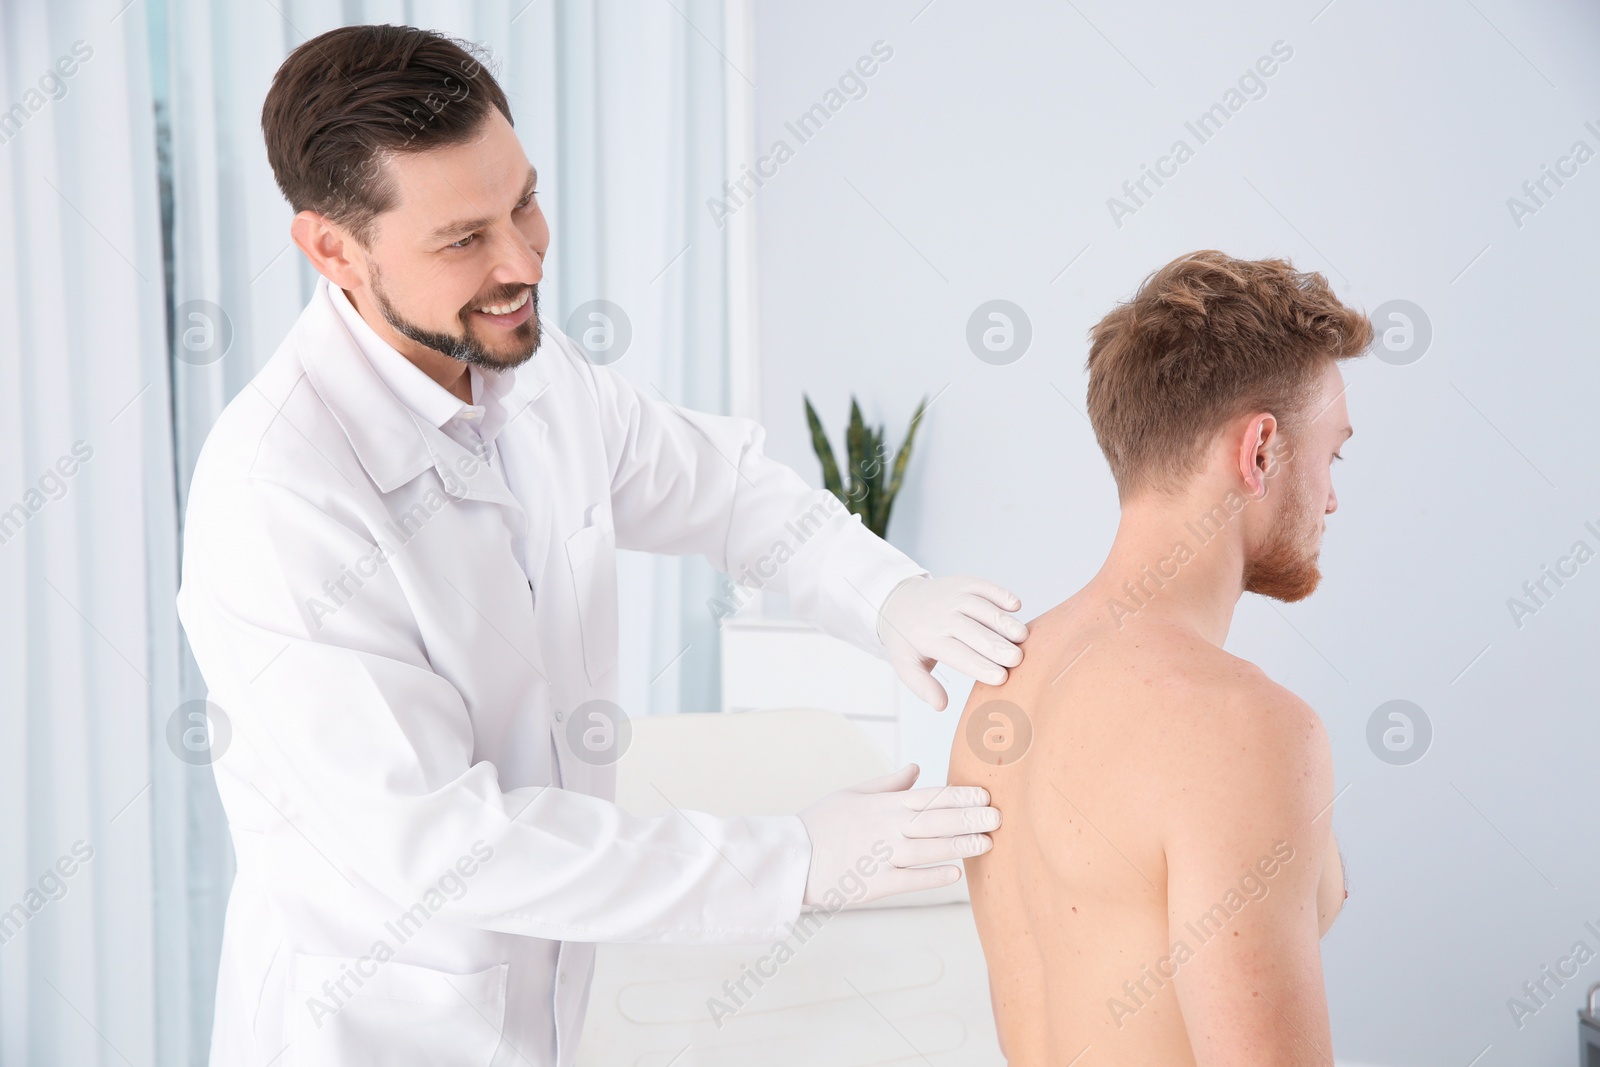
left=797, top=763, right=999, bottom=907
left=876, top=575, right=1028, bottom=711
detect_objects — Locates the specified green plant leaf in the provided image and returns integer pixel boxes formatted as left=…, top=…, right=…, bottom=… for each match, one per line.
left=882, top=394, right=928, bottom=537
left=868, top=422, right=889, bottom=535
left=845, top=397, right=868, bottom=521
left=803, top=394, right=844, bottom=501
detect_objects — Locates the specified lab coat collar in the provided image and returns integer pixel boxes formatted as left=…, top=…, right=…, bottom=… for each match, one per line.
left=299, top=275, right=553, bottom=512
left=326, top=281, right=522, bottom=451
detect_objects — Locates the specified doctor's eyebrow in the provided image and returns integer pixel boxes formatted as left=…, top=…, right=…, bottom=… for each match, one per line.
left=425, top=165, right=538, bottom=243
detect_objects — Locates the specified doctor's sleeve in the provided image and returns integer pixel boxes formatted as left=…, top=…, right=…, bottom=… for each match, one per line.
left=574, top=342, right=929, bottom=660
left=176, top=473, right=811, bottom=945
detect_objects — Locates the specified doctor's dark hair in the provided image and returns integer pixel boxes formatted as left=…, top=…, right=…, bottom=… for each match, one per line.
left=261, top=24, right=512, bottom=247
left=1084, top=250, right=1371, bottom=501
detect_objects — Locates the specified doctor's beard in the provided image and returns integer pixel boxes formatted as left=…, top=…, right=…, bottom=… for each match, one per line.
left=370, top=262, right=541, bottom=370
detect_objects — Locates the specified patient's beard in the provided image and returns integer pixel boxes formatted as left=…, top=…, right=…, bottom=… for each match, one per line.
left=1242, top=468, right=1322, bottom=603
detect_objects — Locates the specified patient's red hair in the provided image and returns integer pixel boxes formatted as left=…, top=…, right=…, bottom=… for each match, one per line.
left=1085, top=250, right=1371, bottom=501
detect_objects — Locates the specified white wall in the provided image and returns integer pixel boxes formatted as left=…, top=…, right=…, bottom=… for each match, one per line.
left=748, top=1, right=1600, bottom=1063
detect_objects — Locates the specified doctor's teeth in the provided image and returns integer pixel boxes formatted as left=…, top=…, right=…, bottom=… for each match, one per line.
left=476, top=288, right=530, bottom=315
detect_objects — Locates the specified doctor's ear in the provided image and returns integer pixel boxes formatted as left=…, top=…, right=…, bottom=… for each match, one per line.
left=1234, top=412, right=1281, bottom=500
left=290, top=210, right=364, bottom=289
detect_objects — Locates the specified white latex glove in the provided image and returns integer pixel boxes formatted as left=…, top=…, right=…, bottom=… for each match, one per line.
left=797, top=763, right=999, bottom=907
left=876, top=575, right=1028, bottom=711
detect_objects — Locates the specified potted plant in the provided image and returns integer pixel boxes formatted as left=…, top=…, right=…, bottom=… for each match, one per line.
left=802, top=394, right=929, bottom=540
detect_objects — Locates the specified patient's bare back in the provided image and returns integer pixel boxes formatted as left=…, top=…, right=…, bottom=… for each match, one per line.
left=950, top=597, right=1342, bottom=1066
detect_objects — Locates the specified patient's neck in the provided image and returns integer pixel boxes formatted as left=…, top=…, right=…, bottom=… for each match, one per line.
left=1084, top=486, right=1253, bottom=648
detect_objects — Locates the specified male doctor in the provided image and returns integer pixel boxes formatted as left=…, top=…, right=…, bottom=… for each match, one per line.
left=176, top=24, right=1027, bottom=1067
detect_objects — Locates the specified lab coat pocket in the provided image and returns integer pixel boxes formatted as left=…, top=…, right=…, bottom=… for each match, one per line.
left=565, top=513, right=619, bottom=684
left=282, top=953, right=508, bottom=1067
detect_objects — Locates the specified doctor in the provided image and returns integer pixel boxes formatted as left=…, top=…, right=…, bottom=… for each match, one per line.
left=177, top=24, right=1026, bottom=1067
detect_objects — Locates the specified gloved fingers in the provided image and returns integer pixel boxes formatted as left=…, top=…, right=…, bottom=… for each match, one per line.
left=843, top=762, right=921, bottom=795
left=900, top=664, right=949, bottom=711
left=887, top=647, right=949, bottom=710
left=874, top=863, right=963, bottom=899
left=918, top=632, right=1011, bottom=687
left=947, top=614, right=1024, bottom=674
left=890, top=833, right=994, bottom=868
left=947, top=579, right=1024, bottom=620
left=952, top=591, right=1029, bottom=648
left=946, top=574, right=1021, bottom=610
left=896, top=783, right=991, bottom=811
left=899, top=803, right=1002, bottom=839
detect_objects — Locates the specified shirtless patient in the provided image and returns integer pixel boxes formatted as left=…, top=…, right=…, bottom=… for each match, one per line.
left=950, top=250, right=1370, bottom=1065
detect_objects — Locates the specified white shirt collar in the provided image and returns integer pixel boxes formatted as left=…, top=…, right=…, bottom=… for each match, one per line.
left=325, top=277, right=516, bottom=437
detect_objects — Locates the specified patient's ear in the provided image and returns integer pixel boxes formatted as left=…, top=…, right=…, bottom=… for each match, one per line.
left=1234, top=412, right=1279, bottom=500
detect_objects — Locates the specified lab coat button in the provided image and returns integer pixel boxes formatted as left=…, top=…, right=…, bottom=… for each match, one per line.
left=554, top=710, right=562, bottom=722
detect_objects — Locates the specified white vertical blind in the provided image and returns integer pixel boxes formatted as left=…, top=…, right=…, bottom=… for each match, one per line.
left=0, top=1, right=172, bottom=1063
left=0, top=0, right=743, bottom=1060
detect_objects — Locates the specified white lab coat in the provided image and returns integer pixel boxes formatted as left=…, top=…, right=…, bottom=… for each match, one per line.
left=176, top=277, right=928, bottom=1067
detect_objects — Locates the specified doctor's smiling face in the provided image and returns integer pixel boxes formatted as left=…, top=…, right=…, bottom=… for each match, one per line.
left=264, top=26, right=547, bottom=392
left=300, top=110, right=547, bottom=375
left=360, top=111, right=547, bottom=371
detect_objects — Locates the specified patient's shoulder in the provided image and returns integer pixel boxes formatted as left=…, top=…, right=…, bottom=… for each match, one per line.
left=1096, top=620, right=1277, bottom=713
left=1160, top=661, right=1333, bottom=839
left=1088, top=621, right=1329, bottom=801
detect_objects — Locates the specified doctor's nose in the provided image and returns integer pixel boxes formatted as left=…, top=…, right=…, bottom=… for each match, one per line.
left=487, top=227, right=545, bottom=284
